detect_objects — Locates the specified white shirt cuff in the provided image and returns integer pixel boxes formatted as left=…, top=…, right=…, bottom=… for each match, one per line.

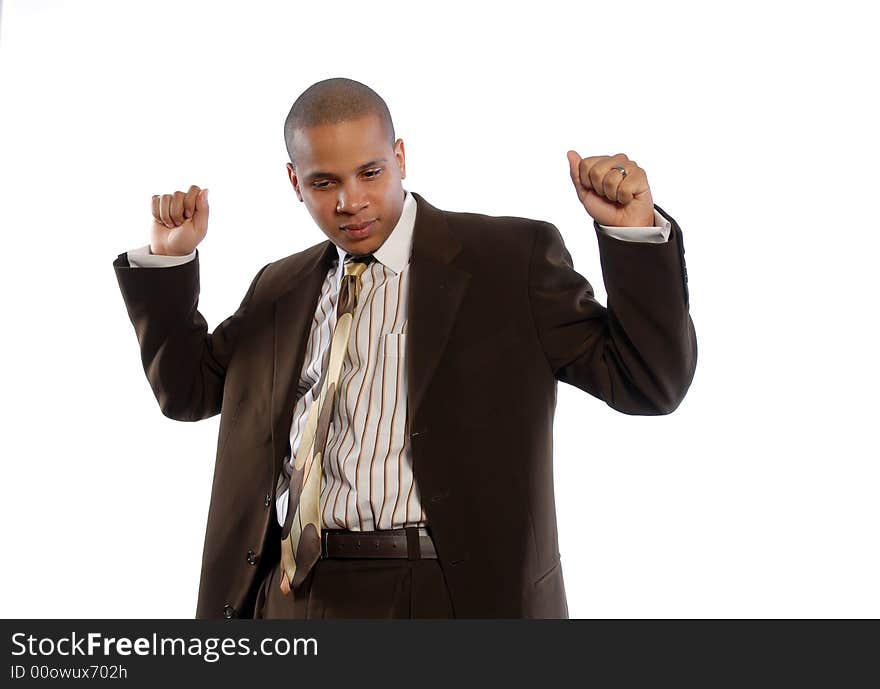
left=596, top=207, right=672, bottom=243
left=126, top=244, right=197, bottom=267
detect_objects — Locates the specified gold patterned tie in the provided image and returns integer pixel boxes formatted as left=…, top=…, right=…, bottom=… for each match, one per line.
left=277, top=253, right=373, bottom=594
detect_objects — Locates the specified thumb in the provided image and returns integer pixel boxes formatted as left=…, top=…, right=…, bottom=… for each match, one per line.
left=196, top=187, right=209, bottom=213
left=566, top=150, right=588, bottom=205
left=191, top=188, right=210, bottom=235
left=566, top=150, right=582, bottom=185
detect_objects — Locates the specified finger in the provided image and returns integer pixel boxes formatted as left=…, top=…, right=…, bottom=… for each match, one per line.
left=159, top=194, right=174, bottom=228
left=612, top=170, right=630, bottom=205
left=151, top=194, right=161, bottom=222
left=587, top=154, right=629, bottom=201
left=183, top=185, right=201, bottom=220
left=170, top=190, right=186, bottom=225
left=615, top=166, right=649, bottom=205
left=577, top=155, right=608, bottom=193
left=603, top=165, right=628, bottom=203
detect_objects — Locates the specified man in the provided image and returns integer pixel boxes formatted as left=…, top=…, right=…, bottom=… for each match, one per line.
left=114, top=77, right=697, bottom=619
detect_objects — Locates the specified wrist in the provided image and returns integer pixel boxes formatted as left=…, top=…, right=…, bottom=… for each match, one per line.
left=150, top=244, right=191, bottom=257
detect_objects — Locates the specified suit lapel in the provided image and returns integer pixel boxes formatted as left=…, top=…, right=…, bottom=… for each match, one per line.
left=270, top=241, right=337, bottom=477
left=406, top=192, right=471, bottom=422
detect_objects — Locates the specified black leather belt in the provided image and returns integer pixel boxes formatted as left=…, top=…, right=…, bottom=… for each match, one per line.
left=321, top=527, right=438, bottom=560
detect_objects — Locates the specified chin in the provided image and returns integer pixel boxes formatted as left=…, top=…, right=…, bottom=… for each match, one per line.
left=354, top=243, right=381, bottom=256
left=339, top=233, right=384, bottom=256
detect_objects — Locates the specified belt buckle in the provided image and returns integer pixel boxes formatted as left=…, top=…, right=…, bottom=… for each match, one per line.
left=321, top=528, right=330, bottom=558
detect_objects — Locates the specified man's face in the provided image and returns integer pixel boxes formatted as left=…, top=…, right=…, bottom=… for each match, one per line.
left=287, top=114, right=406, bottom=256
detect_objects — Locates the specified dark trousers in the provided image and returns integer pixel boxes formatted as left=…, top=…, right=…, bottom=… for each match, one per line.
left=253, top=556, right=456, bottom=619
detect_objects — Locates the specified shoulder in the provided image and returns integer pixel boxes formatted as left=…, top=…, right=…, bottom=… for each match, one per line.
left=439, top=206, right=555, bottom=258
left=246, top=239, right=333, bottom=302
left=414, top=191, right=550, bottom=246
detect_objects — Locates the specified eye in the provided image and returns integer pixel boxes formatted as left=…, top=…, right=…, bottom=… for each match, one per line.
left=363, top=168, right=382, bottom=179
left=312, top=180, right=332, bottom=189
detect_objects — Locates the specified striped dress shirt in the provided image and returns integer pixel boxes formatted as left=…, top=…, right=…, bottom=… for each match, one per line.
left=274, top=189, right=426, bottom=531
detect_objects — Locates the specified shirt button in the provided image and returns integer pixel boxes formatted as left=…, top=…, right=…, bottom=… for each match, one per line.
left=246, top=549, right=257, bottom=565
left=223, top=603, right=235, bottom=619
left=264, top=492, right=271, bottom=508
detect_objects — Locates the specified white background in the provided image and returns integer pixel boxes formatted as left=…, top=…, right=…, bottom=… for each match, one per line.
left=1, top=0, right=877, bottom=618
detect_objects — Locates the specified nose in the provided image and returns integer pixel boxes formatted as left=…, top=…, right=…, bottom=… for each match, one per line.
left=335, top=186, right=369, bottom=214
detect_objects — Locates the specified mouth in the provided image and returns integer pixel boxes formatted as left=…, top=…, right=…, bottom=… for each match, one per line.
left=340, top=219, right=377, bottom=240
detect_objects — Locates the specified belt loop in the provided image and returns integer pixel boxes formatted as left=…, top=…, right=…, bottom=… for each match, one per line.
left=405, top=527, right=420, bottom=560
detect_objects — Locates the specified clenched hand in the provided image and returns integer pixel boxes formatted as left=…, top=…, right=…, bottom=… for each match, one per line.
left=150, top=185, right=209, bottom=256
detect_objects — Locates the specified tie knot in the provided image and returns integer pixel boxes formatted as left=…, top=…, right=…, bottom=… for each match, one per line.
left=344, top=254, right=374, bottom=278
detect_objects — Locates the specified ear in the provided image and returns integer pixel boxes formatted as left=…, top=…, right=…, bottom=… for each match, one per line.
left=287, top=163, right=304, bottom=202
left=394, top=139, right=406, bottom=179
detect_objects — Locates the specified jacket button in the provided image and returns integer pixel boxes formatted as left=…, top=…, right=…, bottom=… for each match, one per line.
left=223, top=603, right=235, bottom=619
left=246, top=549, right=257, bottom=565
left=264, top=492, right=271, bottom=508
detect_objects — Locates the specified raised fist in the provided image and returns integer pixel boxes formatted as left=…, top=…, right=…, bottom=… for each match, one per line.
left=150, top=184, right=209, bottom=256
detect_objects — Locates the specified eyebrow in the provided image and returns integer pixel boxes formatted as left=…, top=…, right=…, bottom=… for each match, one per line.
left=305, top=158, right=388, bottom=183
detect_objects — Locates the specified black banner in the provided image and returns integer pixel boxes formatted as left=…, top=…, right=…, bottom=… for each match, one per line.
left=3, top=620, right=877, bottom=685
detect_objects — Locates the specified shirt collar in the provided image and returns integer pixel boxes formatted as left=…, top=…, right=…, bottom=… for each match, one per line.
left=334, top=188, right=416, bottom=275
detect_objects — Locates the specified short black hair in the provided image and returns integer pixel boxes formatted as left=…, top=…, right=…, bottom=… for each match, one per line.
left=284, top=77, right=396, bottom=166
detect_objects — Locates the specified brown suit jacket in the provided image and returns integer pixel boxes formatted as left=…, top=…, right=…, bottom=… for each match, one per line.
left=113, top=191, right=697, bottom=618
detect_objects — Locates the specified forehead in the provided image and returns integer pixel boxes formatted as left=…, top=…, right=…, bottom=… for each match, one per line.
left=293, top=114, right=390, bottom=172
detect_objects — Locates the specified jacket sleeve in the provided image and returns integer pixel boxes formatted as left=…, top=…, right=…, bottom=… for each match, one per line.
left=527, top=204, right=697, bottom=415
left=113, top=249, right=269, bottom=421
